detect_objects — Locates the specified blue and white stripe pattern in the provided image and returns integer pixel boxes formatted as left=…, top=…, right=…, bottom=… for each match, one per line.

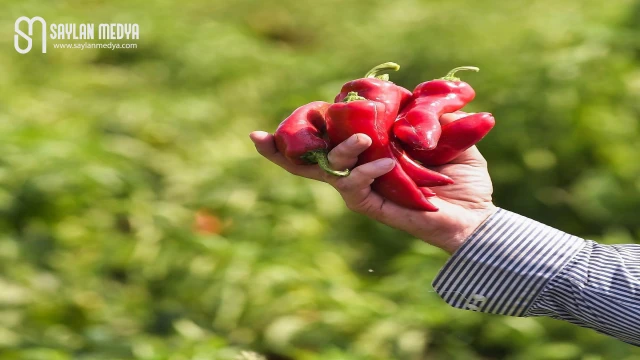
left=433, top=209, right=640, bottom=345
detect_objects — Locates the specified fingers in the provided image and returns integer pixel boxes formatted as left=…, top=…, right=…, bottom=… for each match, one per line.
left=250, top=131, right=278, bottom=157
left=251, top=129, right=396, bottom=218
left=250, top=131, right=325, bottom=180
left=331, top=158, right=395, bottom=206
left=252, top=130, right=395, bottom=213
left=327, top=134, right=372, bottom=171
left=250, top=131, right=375, bottom=183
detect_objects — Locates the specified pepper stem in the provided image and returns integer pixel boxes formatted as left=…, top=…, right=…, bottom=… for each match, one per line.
left=302, top=150, right=350, bottom=177
left=364, top=62, right=400, bottom=80
left=342, top=91, right=366, bottom=102
left=441, top=66, right=480, bottom=81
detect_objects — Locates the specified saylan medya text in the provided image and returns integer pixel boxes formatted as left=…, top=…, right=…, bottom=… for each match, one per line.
left=49, top=23, right=139, bottom=40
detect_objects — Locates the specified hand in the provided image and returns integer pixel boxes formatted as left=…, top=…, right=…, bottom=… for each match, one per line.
left=250, top=112, right=498, bottom=254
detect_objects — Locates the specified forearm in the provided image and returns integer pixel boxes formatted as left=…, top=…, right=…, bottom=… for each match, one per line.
left=527, top=240, right=640, bottom=345
left=433, top=209, right=640, bottom=345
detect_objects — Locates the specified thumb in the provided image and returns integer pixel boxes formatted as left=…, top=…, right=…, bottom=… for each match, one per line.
left=448, top=145, right=488, bottom=166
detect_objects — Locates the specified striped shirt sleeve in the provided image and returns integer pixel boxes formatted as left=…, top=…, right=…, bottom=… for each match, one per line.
left=432, top=208, right=640, bottom=346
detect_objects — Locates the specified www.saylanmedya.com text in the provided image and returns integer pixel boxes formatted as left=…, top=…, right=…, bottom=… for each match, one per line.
left=52, top=42, right=138, bottom=50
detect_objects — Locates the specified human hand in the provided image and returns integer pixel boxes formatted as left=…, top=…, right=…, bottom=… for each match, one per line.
left=250, top=112, right=497, bottom=254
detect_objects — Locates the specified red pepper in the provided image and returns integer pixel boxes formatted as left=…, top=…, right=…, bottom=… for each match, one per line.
left=393, top=66, right=480, bottom=150
left=334, top=62, right=413, bottom=125
left=407, top=112, right=495, bottom=166
left=390, top=140, right=454, bottom=186
left=326, top=92, right=438, bottom=211
left=335, top=62, right=452, bottom=186
left=274, top=101, right=349, bottom=176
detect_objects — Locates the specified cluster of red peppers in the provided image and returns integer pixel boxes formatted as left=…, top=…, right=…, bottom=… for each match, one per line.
left=273, top=62, right=495, bottom=211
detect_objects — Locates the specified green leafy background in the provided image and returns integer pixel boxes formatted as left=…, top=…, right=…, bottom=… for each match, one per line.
left=2, top=0, right=640, bottom=358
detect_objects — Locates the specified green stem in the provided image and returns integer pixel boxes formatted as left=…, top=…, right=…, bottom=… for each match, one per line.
left=364, top=62, right=400, bottom=80
left=342, top=91, right=366, bottom=102
left=302, top=150, right=350, bottom=177
left=441, top=66, right=479, bottom=81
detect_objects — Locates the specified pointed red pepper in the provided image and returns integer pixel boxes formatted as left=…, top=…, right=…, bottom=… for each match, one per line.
left=407, top=112, right=495, bottom=166
left=334, top=62, right=413, bottom=125
left=390, top=140, right=454, bottom=187
left=326, top=92, right=438, bottom=211
left=274, top=101, right=349, bottom=176
left=393, top=66, right=480, bottom=150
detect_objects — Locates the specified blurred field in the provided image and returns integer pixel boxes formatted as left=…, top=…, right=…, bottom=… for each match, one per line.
left=2, top=0, right=640, bottom=359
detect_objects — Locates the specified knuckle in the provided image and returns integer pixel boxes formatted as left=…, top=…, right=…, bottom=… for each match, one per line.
left=349, top=167, right=375, bottom=185
left=327, top=156, right=344, bottom=169
left=328, top=144, right=346, bottom=159
left=333, top=178, right=353, bottom=192
left=345, top=198, right=369, bottom=214
left=255, top=147, right=269, bottom=157
left=345, top=200, right=361, bottom=213
left=475, top=155, right=488, bottom=167
left=351, top=198, right=380, bottom=217
left=255, top=143, right=277, bottom=157
left=320, top=172, right=334, bottom=183
left=349, top=166, right=364, bottom=178
left=360, top=201, right=379, bottom=215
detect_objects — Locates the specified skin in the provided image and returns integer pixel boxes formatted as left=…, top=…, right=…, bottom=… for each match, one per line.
left=250, top=112, right=498, bottom=254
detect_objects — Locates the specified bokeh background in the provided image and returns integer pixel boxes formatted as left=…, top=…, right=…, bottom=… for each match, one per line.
left=2, top=0, right=640, bottom=359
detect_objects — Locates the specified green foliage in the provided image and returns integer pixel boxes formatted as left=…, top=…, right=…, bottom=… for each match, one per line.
left=1, top=0, right=640, bottom=358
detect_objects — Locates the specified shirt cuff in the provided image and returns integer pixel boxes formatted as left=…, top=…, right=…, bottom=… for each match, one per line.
left=432, top=208, right=586, bottom=316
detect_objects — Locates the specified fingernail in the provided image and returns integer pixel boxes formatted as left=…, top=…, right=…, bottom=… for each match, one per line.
left=348, top=134, right=359, bottom=145
left=375, top=158, right=395, bottom=169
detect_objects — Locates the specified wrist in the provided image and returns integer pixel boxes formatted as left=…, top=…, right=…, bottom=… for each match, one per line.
left=421, top=203, right=499, bottom=254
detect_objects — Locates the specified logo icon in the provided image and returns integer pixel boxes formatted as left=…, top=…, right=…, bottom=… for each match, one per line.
left=14, top=16, right=47, bottom=54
